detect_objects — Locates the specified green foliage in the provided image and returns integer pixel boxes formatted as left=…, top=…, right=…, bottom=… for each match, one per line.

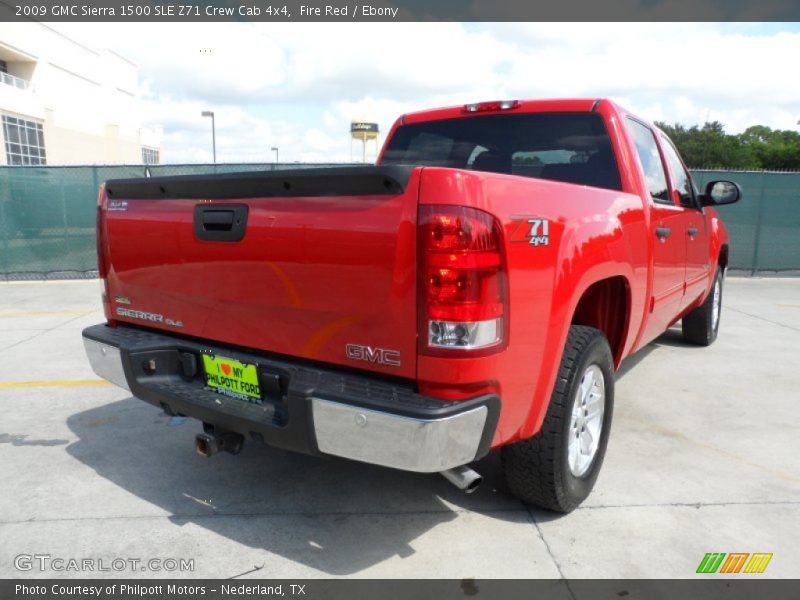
left=655, top=121, right=800, bottom=170
left=512, top=155, right=543, bottom=165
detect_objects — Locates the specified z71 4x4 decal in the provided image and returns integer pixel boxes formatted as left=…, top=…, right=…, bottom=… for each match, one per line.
left=510, top=217, right=550, bottom=246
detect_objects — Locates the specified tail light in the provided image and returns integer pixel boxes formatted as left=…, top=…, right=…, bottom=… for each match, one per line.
left=418, top=205, right=507, bottom=355
left=96, top=184, right=114, bottom=324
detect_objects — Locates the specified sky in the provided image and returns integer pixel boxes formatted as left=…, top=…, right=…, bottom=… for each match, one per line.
left=57, top=22, right=800, bottom=164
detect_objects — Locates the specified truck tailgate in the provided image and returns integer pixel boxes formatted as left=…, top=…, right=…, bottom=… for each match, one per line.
left=102, top=166, right=419, bottom=379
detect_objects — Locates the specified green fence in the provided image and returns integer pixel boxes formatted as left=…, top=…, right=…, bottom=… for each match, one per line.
left=692, top=170, right=800, bottom=273
left=0, top=163, right=348, bottom=279
left=0, top=165, right=798, bottom=278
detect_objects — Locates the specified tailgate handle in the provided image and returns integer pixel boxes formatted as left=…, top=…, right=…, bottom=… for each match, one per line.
left=202, top=210, right=234, bottom=230
left=194, top=204, right=248, bottom=242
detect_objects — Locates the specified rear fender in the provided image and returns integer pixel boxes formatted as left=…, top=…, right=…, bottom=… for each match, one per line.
left=518, top=215, right=643, bottom=440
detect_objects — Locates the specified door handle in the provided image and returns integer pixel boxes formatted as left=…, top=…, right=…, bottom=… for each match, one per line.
left=687, top=227, right=699, bottom=237
left=655, top=226, right=671, bottom=240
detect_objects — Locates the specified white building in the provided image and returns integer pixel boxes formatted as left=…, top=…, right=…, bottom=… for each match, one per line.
left=0, top=23, right=162, bottom=165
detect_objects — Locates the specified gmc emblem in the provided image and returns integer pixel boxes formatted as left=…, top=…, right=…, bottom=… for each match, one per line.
left=345, top=344, right=401, bottom=367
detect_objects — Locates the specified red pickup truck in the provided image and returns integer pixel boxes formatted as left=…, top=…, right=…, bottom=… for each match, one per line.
left=83, top=98, right=740, bottom=512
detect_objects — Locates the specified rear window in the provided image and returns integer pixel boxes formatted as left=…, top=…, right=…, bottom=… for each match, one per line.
left=382, top=112, right=622, bottom=191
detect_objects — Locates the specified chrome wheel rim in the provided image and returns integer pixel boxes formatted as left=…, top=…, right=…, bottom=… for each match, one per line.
left=568, top=364, right=605, bottom=477
left=711, top=276, right=722, bottom=331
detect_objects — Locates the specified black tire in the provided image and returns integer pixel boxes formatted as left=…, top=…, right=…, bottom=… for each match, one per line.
left=501, top=325, right=614, bottom=513
left=682, top=266, right=723, bottom=346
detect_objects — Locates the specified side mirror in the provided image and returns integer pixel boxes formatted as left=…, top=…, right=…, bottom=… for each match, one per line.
left=700, top=180, right=741, bottom=206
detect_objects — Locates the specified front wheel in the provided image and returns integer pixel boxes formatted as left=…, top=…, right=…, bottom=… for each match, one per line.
left=501, top=325, right=614, bottom=513
left=682, top=266, right=723, bottom=346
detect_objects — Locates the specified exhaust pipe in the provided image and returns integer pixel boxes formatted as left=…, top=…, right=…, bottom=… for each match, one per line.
left=195, top=433, right=220, bottom=457
left=195, top=430, right=244, bottom=458
left=440, top=465, right=482, bottom=493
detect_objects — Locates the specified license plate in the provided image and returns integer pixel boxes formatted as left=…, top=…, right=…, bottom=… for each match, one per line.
left=202, top=354, right=261, bottom=402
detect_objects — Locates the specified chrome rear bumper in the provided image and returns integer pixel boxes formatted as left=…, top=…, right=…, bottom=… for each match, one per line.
left=83, top=338, right=129, bottom=390
left=311, top=398, right=488, bottom=473
left=82, top=324, right=498, bottom=473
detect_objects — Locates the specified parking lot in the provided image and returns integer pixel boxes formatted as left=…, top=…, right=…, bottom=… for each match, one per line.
left=0, top=277, right=798, bottom=579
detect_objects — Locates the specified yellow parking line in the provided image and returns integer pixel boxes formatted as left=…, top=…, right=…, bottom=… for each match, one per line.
left=0, top=379, right=111, bottom=389
left=0, top=309, right=100, bottom=317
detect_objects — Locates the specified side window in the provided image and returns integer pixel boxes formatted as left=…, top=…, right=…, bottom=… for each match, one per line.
left=660, top=136, right=697, bottom=209
left=625, top=118, right=670, bottom=204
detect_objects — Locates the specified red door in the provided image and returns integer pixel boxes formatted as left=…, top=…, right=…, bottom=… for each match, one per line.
left=649, top=203, right=688, bottom=325
left=659, top=135, right=711, bottom=309
left=625, top=118, right=687, bottom=345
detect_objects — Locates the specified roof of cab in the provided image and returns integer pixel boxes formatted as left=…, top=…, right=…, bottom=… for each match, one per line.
left=401, top=98, right=604, bottom=125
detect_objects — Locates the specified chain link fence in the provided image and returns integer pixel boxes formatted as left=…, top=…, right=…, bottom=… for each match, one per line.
left=0, top=165, right=797, bottom=279
left=692, top=170, right=800, bottom=274
left=0, top=163, right=350, bottom=280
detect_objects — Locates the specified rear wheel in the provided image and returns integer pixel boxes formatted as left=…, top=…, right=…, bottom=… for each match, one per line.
left=682, top=266, right=723, bottom=346
left=501, top=325, right=614, bottom=513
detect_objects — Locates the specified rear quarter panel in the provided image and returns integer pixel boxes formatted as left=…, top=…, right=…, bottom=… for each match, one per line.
left=416, top=168, right=649, bottom=445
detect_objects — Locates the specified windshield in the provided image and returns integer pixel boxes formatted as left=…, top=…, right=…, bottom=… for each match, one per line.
left=382, top=112, right=622, bottom=191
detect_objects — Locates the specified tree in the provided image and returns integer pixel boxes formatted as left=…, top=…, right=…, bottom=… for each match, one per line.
left=656, top=121, right=758, bottom=169
left=739, top=125, right=800, bottom=170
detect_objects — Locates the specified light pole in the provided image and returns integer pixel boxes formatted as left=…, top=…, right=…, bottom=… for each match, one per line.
left=201, top=110, right=216, bottom=164
left=271, top=146, right=279, bottom=163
